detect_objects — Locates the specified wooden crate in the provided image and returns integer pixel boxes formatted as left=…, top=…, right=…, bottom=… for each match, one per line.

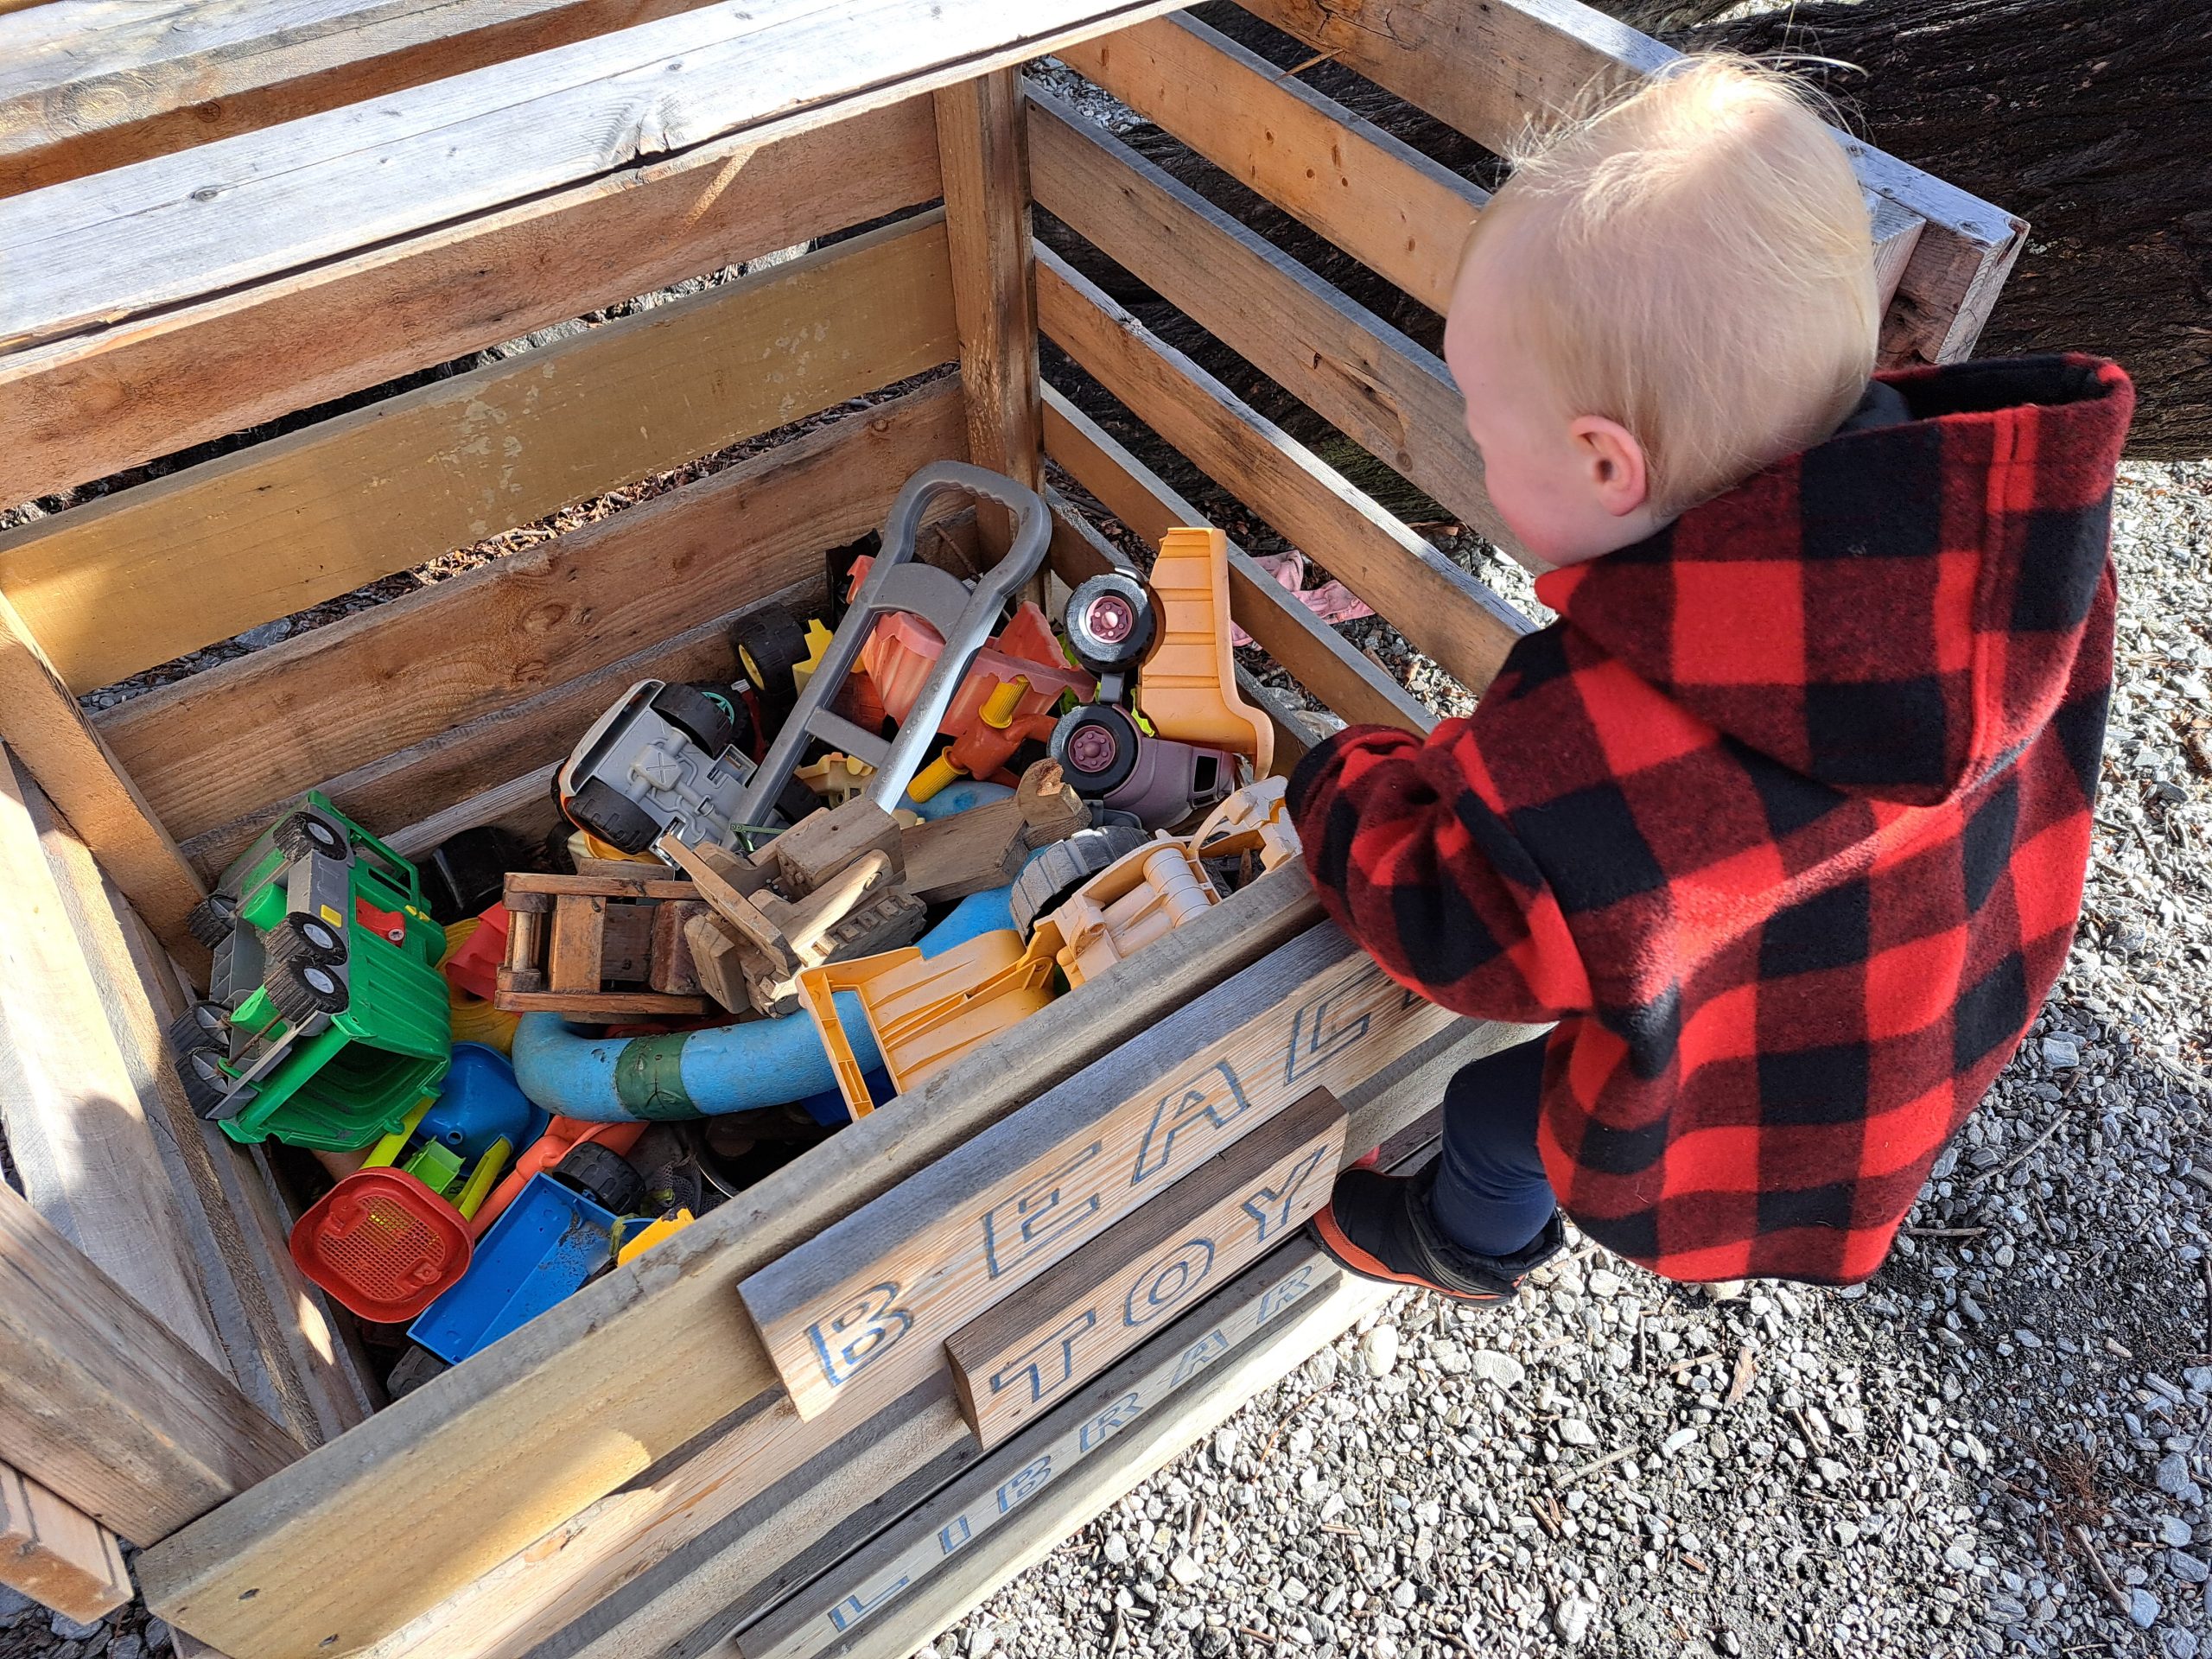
left=0, top=3, right=2019, bottom=1655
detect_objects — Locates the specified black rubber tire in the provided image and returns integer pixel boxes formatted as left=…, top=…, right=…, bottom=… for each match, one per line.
left=565, top=777, right=661, bottom=855
left=186, top=893, right=238, bottom=950
left=268, top=958, right=348, bottom=1024
left=422, top=825, right=516, bottom=923
left=729, top=604, right=810, bottom=728
left=1049, top=705, right=1142, bottom=798
left=273, top=809, right=349, bottom=863
left=1064, top=572, right=1156, bottom=673
left=648, top=681, right=736, bottom=756
left=168, top=1000, right=229, bottom=1057
left=268, top=912, right=348, bottom=968
left=776, top=775, right=823, bottom=829
left=176, top=1046, right=235, bottom=1120
left=552, top=1141, right=648, bottom=1217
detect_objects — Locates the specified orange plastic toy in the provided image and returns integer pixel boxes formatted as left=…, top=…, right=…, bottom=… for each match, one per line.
left=467, top=1116, right=646, bottom=1236
left=1139, top=528, right=1273, bottom=776
left=907, top=677, right=1063, bottom=802
left=855, top=583, right=1093, bottom=741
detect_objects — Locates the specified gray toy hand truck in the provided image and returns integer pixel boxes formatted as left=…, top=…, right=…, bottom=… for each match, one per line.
left=731, top=461, right=1052, bottom=824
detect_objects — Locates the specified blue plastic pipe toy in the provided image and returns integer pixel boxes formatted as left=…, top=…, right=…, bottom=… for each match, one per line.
left=511, top=884, right=1018, bottom=1121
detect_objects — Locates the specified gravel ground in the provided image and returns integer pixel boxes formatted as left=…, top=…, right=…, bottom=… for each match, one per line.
left=944, top=465, right=2212, bottom=1659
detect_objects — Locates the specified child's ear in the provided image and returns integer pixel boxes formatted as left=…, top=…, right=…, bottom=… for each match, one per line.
left=1570, top=416, right=1650, bottom=518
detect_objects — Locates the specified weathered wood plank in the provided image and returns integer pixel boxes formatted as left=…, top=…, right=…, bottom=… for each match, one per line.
left=0, top=213, right=957, bottom=695
left=370, top=1007, right=1516, bottom=1659
left=934, top=68, right=1044, bottom=561
left=173, top=596, right=750, bottom=881
left=0, top=94, right=939, bottom=509
left=0, top=0, right=1194, bottom=353
left=1057, top=15, right=1487, bottom=314
left=1036, top=245, right=1529, bottom=698
left=0, top=1, right=734, bottom=194
left=733, top=1245, right=1370, bottom=1659
left=1232, top=0, right=2022, bottom=365
left=1027, top=84, right=1502, bottom=543
left=0, top=1462, right=132, bottom=1624
left=945, top=1088, right=1345, bottom=1449
left=0, top=594, right=206, bottom=961
left=1041, top=384, right=1435, bottom=734
left=0, top=1182, right=300, bottom=1546
left=19, top=760, right=378, bottom=1445
left=738, top=925, right=1454, bottom=1420
left=97, top=381, right=964, bottom=849
left=0, top=745, right=226, bottom=1367
left=137, top=869, right=1322, bottom=1659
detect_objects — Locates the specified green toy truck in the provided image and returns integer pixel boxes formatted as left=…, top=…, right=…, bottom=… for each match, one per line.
left=169, top=793, right=453, bottom=1150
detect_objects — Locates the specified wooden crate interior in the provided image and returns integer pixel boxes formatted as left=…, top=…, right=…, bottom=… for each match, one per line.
left=0, top=3, right=2020, bottom=1656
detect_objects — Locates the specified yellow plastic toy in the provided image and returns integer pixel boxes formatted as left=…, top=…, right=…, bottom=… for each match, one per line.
left=1139, top=528, right=1273, bottom=777
left=796, top=751, right=876, bottom=807
left=615, top=1208, right=696, bottom=1267
left=790, top=619, right=837, bottom=696
left=1052, top=838, right=1220, bottom=989
left=798, top=928, right=1059, bottom=1119
left=439, top=918, right=518, bottom=1054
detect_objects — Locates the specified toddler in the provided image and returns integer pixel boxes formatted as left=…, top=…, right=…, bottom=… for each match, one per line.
left=1295, top=56, right=2133, bottom=1296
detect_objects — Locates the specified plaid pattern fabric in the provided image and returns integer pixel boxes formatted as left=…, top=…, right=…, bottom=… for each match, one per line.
left=1290, top=356, right=2133, bottom=1284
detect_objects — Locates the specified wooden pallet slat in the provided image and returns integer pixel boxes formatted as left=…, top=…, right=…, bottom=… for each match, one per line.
left=99, top=380, right=965, bottom=852
left=1232, top=0, right=2018, bottom=365
left=0, top=93, right=942, bottom=511
left=1027, top=83, right=1502, bottom=545
left=1036, top=244, right=1529, bottom=699
left=0, top=0, right=1197, bottom=354
left=0, top=594, right=206, bottom=959
left=0, top=1461, right=132, bottom=1624
left=1057, top=14, right=1488, bottom=315
left=0, top=0, right=737, bottom=194
left=0, top=211, right=960, bottom=696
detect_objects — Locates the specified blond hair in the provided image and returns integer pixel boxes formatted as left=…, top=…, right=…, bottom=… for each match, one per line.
left=1472, top=55, right=1879, bottom=517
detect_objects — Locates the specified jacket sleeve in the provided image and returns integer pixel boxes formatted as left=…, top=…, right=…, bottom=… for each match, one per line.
left=1286, top=720, right=1591, bottom=1024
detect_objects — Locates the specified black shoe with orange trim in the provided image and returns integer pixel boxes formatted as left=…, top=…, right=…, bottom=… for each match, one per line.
left=1308, top=1163, right=1565, bottom=1304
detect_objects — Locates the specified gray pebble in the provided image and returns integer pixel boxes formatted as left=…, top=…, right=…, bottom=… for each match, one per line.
left=2158, top=1452, right=2196, bottom=1496
left=2171, top=1552, right=2210, bottom=1586
left=2131, top=1588, right=2162, bottom=1629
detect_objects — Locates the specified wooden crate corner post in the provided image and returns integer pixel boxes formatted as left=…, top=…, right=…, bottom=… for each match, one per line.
left=935, top=69, right=1046, bottom=570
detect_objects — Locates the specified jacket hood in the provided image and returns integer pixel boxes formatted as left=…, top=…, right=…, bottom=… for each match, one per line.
left=1535, top=354, right=2134, bottom=804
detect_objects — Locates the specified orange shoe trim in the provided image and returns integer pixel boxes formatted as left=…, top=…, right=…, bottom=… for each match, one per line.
left=1308, top=1205, right=1505, bottom=1304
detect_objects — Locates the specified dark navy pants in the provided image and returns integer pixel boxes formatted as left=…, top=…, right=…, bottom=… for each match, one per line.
left=1430, top=1034, right=1557, bottom=1257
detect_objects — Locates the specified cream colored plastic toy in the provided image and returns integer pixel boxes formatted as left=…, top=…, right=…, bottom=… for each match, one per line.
left=1052, top=837, right=1220, bottom=989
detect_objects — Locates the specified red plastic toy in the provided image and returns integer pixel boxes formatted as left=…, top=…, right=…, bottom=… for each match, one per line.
left=289, top=1167, right=474, bottom=1324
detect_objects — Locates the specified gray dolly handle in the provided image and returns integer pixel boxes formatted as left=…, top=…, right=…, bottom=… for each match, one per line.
left=732, top=461, right=1053, bottom=826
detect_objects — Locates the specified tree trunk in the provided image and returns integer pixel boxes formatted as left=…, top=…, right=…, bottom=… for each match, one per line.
left=1666, top=0, right=2212, bottom=460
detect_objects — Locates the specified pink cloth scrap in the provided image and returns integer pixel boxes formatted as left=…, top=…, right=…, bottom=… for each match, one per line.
left=1230, top=550, right=1374, bottom=646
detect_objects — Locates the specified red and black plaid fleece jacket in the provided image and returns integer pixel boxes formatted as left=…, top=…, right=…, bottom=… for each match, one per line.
left=1289, top=355, right=2133, bottom=1285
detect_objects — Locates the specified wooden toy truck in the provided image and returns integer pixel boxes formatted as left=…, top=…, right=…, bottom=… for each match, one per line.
left=0, top=3, right=2018, bottom=1653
